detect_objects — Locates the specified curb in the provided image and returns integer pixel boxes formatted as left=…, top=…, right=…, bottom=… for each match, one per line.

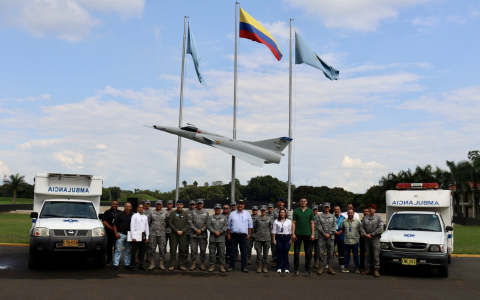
left=0, top=243, right=29, bottom=247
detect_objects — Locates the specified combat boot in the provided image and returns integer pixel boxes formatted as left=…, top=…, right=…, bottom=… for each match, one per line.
left=317, top=264, right=324, bottom=275
left=328, top=263, right=336, bottom=275
left=262, top=263, right=268, bottom=273
left=189, top=260, right=197, bottom=271
left=147, top=259, right=155, bottom=271
left=179, top=266, right=186, bottom=271
left=208, top=264, right=215, bottom=272
left=248, top=257, right=251, bottom=265
left=374, top=269, right=380, bottom=277
left=361, top=268, right=372, bottom=275
left=257, top=262, right=262, bottom=273
left=159, top=259, right=166, bottom=270
left=168, top=266, right=175, bottom=271
left=272, top=261, right=277, bottom=269
left=220, top=265, right=226, bottom=273
left=200, top=261, right=206, bottom=271
left=314, top=261, right=319, bottom=269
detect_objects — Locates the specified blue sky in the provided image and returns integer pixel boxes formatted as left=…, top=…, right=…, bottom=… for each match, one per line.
left=1, top=0, right=479, bottom=193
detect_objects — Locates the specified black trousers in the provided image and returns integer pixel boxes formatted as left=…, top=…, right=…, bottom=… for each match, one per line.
left=106, top=232, right=116, bottom=264
left=294, top=235, right=312, bottom=271
left=359, top=236, right=366, bottom=268
left=334, top=237, right=345, bottom=265
left=229, top=233, right=248, bottom=269
left=131, top=241, right=147, bottom=266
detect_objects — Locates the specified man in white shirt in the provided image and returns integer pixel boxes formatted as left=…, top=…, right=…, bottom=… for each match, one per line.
left=341, top=203, right=360, bottom=220
left=130, top=204, right=149, bottom=271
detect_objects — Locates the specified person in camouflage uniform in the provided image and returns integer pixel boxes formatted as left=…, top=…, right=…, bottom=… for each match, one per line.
left=185, top=200, right=196, bottom=264
left=360, top=204, right=384, bottom=277
left=266, top=203, right=276, bottom=268
left=254, top=205, right=273, bottom=273
left=247, top=206, right=259, bottom=265
left=165, top=200, right=174, bottom=261
left=188, top=199, right=209, bottom=271
left=147, top=200, right=168, bottom=270
left=207, top=203, right=228, bottom=272
left=316, top=202, right=337, bottom=275
left=310, top=205, right=320, bottom=269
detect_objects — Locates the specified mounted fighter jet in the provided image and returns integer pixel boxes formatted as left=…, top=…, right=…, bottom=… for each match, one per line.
left=149, top=124, right=292, bottom=168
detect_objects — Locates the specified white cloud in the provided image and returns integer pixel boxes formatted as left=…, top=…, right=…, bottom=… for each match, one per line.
left=262, top=21, right=291, bottom=40
left=95, top=144, right=107, bottom=150
left=54, top=150, right=84, bottom=166
left=17, top=138, right=63, bottom=150
left=411, top=16, right=439, bottom=27
left=0, top=161, right=11, bottom=176
left=1, top=0, right=144, bottom=41
left=284, top=0, right=435, bottom=31
left=342, top=156, right=385, bottom=169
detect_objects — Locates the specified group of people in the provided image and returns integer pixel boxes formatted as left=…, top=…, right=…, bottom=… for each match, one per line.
left=102, top=197, right=384, bottom=277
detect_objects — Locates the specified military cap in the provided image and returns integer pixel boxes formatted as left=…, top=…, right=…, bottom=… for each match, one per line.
left=252, top=205, right=258, bottom=211
left=277, top=197, right=285, bottom=203
left=312, top=205, right=318, bottom=210
left=323, top=202, right=330, bottom=207
left=237, top=199, right=245, bottom=204
left=230, top=202, right=237, bottom=206
left=260, top=205, right=267, bottom=211
left=167, top=200, right=173, bottom=204
left=196, top=199, right=204, bottom=204
left=267, top=203, right=274, bottom=208
left=368, top=204, right=377, bottom=210
left=189, top=200, right=196, bottom=205
left=155, top=200, right=163, bottom=205
left=177, top=199, right=183, bottom=204
left=144, top=200, right=151, bottom=204
left=214, top=203, right=221, bottom=209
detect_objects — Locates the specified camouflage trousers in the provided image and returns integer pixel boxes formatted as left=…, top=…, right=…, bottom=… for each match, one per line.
left=247, top=237, right=255, bottom=257
left=209, top=241, right=226, bottom=265
left=318, top=238, right=334, bottom=265
left=255, top=240, right=271, bottom=264
left=190, top=237, right=208, bottom=261
left=149, top=235, right=166, bottom=259
left=365, top=236, right=380, bottom=269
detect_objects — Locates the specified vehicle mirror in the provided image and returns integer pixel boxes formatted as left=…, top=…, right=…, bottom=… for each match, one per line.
left=98, top=213, right=104, bottom=219
left=30, top=212, right=38, bottom=219
left=445, top=226, right=453, bottom=231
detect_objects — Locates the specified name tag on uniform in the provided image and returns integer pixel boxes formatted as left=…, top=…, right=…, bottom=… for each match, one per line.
left=211, top=219, right=216, bottom=222
left=180, top=215, right=184, bottom=218
left=176, top=214, right=179, bottom=217
left=349, top=227, right=352, bottom=232
left=280, top=227, right=284, bottom=233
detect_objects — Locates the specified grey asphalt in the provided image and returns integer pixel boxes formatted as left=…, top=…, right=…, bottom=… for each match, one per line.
left=1, top=246, right=480, bottom=300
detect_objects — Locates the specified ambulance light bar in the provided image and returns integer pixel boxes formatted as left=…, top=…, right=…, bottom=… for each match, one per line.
left=396, top=183, right=439, bottom=190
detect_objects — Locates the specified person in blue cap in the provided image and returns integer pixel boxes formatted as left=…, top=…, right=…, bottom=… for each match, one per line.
left=168, top=199, right=190, bottom=271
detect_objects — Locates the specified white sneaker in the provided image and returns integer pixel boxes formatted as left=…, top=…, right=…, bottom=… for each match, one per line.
left=284, top=270, right=289, bottom=273
left=341, top=269, right=349, bottom=273
left=340, top=265, right=345, bottom=270
left=277, top=269, right=281, bottom=273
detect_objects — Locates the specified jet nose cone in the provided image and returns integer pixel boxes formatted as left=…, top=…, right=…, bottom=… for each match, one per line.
left=153, top=126, right=179, bottom=134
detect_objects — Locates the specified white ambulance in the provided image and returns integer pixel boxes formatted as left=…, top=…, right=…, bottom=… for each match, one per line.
left=29, top=173, right=106, bottom=269
left=379, top=183, right=454, bottom=277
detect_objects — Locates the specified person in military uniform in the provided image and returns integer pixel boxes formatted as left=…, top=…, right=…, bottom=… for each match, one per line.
left=185, top=200, right=196, bottom=264
left=147, top=200, right=168, bottom=270
left=266, top=203, right=276, bottom=267
left=222, top=204, right=231, bottom=264
left=168, top=200, right=190, bottom=271
left=360, top=204, right=384, bottom=277
left=254, top=205, right=273, bottom=273
left=207, top=203, right=228, bottom=272
left=316, top=202, right=337, bottom=275
left=143, top=200, right=152, bottom=262
left=165, top=200, right=174, bottom=261
left=310, top=205, right=320, bottom=269
left=247, top=206, right=259, bottom=265
left=188, top=199, right=209, bottom=271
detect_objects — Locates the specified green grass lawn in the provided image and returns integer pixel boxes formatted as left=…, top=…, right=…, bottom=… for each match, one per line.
left=0, top=197, right=33, bottom=205
left=1, top=213, right=480, bottom=254
left=0, top=213, right=32, bottom=244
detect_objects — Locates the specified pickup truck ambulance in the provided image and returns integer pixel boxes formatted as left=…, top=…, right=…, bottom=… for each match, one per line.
left=379, top=183, right=454, bottom=277
left=29, top=173, right=106, bottom=269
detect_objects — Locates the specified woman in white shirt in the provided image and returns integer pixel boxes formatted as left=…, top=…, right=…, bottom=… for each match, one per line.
left=272, top=208, right=292, bottom=273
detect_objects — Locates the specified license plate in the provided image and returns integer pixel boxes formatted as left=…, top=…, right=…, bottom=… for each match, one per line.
left=402, top=258, right=417, bottom=265
left=63, top=240, right=79, bottom=247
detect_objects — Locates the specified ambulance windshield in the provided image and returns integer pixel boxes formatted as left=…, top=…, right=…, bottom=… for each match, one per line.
left=388, top=214, right=442, bottom=232
left=40, top=201, right=97, bottom=219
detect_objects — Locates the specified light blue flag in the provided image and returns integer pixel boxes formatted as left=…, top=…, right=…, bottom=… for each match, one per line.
left=295, top=32, right=339, bottom=80
left=186, top=24, right=207, bottom=87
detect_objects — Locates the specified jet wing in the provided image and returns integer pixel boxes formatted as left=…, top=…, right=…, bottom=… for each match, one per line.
left=211, top=144, right=265, bottom=168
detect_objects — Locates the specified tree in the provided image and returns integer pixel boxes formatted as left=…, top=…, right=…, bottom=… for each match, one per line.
left=245, top=175, right=287, bottom=202
left=193, top=181, right=198, bottom=187
left=101, top=188, right=111, bottom=201
left=3, top=173, right=28, bottom=204
left=108, top=186, right=122, bottom=200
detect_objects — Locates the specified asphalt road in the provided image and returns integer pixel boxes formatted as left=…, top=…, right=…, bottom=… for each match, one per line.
left=1, top=246, right=480, bottom=300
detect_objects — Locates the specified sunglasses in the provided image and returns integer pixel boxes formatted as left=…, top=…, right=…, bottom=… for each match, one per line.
left=189, top=204, right=195, bottom=206
left=223, top=207, right=229, bottom=209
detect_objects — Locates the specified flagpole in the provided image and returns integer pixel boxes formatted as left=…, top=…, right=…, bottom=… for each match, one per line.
left=175, top=16, right=188, bottom=202
left=287, top=18, right=293, bottom=211
left=231, top=2, right=239, bottom=203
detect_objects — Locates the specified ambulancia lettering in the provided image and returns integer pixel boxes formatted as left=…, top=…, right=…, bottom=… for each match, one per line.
left=47, top=187, right=90, bottom=193
left=391, top=200, right=439, bottom=206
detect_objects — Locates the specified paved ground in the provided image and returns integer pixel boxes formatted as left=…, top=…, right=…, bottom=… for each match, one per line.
left=1, top=246, right=480, bottom=300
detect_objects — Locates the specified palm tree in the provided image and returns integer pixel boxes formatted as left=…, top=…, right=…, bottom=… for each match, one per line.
left=3, top=173, right=28, bottom=204
left=193, top=181, right=198, bottom=187
left=445, top=160, right=470, bottom=214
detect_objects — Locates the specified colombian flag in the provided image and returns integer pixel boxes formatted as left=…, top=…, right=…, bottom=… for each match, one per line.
left=239, top=8, right=283, bottom=61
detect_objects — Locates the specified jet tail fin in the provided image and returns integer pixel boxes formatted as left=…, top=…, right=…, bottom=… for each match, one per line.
left=242, top=137, right=292, bottom=153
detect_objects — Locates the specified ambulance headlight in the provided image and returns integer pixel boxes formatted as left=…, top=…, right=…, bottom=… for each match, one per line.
left=429, top=245, right=440, bottom=252
left=380, top=242, right=390, bottom=250
left=34, top=227, right=50, bottom=237
left=92, top=227, right=105, bottom=237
